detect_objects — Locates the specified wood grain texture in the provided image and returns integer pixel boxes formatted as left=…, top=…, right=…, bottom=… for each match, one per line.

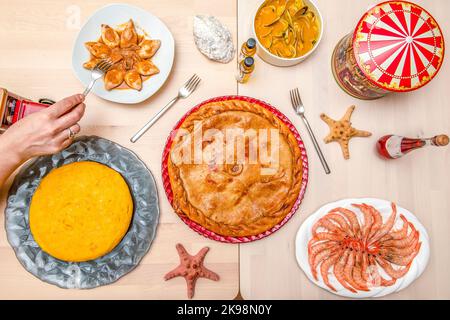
left=238, top=0, right=450, bottom=300
left=0, top=0, right=239, bottom=300
left=1, top=0, right=449, bottom=301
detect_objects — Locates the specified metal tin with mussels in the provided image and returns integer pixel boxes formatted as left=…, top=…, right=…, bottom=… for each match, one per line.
left=332, top=1, right=445, bottom=100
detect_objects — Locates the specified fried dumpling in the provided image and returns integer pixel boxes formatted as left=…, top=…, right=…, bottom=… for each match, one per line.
left=120, top=19, right=138, bottom=48
left=83, top=58, right=100, bottom=70
left=85, top=42, right=110, bottom=59
left=124, top=70, right=142, bottom=91
left=135, top=60, right=160, bottom=76
left=101, top=24, right=120, bottom=48
left=137, top=39, right=161, bottom=59
left=122, top=57, right=136, bottom=70
left=109, top=49, right=123, bottom=64
left=104, top=69, right=125, bottom=90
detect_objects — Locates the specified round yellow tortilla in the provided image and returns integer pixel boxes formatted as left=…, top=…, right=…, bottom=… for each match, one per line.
left=30, top=161, right=133, bottom=262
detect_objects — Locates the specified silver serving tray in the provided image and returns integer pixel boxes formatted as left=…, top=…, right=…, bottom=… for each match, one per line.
left=4, top=136, right=159, bottom=289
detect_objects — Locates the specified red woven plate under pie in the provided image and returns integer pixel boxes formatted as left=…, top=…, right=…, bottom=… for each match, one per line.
left=161, top=96, right=309, bottom=243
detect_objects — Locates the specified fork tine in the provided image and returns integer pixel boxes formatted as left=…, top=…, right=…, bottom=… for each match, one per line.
left=291, top=89, right=298, bottom=107
left=190, top=75, right=200, bottom=88
left=290, top=90, right=295, bottom=106
left=97, top=60, right=109, bottom=71
left=187, top=76, right=201, bottom=92
left=101, top=60, right=113, bottom=72
left=184, top=74, right=198, bottom=88
left=98, top=59, right=112, bottom=72
left=192, top=78, right=201, bottom=91
left=95, top=61, right=106, bottom=70
left=295, top=88, right=302, bottom=106
left=188, top=77, right=201, bottom=92
left=105, top=63, right=112, bottom=72
left=185, top=77, right=196, bottom=91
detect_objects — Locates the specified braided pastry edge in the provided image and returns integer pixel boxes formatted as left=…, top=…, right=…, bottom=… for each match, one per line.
left=167, top=99, right=304, bottom=237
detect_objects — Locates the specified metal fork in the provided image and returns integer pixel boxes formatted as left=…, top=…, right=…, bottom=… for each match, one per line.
left=290, top=88, right=331, bottom=175
left=130, top=74, right=201, bottom=143
left=83, top=59, right=114, bottom=96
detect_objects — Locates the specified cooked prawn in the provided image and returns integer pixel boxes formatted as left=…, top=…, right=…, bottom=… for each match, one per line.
left=307, top=203, right=421, bottom=293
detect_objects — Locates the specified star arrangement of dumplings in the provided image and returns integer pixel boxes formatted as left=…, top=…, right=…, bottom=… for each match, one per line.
left=83, top=19, right=161, bottom=91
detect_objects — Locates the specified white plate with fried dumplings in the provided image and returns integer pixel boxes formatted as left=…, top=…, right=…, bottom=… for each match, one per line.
left=296, top=198, right=430, bottom=299
left=72, top=3, right=175, bottom=104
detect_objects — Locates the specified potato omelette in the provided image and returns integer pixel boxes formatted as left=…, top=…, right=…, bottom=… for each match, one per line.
left=29, top=161, right=133, bottom=262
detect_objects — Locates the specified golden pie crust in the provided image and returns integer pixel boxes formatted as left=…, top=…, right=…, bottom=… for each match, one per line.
left=30, top=161, right=133, bottom=262
left=167, top=99, right=303, bottom=237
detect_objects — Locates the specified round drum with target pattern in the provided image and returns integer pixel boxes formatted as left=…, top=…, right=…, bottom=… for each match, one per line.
left=332, top=1, right=445, bottom=100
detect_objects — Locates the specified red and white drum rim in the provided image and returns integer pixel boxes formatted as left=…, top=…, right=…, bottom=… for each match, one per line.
left=353, top=1, right=445, bottom=92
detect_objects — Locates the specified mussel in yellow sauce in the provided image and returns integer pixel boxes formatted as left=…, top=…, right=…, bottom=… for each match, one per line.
left=255, top=0, right=320, bottom=59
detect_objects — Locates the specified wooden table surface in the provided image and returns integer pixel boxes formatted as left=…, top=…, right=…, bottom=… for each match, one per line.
left=0, top=0, right=449, bottom=300
left=238, top=0, right=450, bottom=300
left=0, top=0, right=239, bottom=300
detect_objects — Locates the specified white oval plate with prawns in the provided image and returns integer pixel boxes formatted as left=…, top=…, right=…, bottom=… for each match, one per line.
left=296, top=198, right=430, bottom=299
left=72, top=3, right=175, bottom=104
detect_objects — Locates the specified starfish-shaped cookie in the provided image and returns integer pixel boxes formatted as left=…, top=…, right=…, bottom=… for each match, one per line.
left=164, top=243, right=219, bottom=299
left=320, top=105, right=372, bottom=160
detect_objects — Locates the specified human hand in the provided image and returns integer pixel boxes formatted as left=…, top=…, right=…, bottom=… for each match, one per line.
left=0, top=94, right=86, bottom=163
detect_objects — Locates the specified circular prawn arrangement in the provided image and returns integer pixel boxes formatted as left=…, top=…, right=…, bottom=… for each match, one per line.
left=296, top=199, right=430, bottom=298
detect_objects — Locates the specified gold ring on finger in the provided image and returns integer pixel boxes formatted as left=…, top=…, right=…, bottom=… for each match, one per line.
left=68, top=128, right=76, bottom=140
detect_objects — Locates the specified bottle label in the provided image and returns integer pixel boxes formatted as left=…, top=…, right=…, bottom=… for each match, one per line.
left=385, top=135, right=403, bottom=159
